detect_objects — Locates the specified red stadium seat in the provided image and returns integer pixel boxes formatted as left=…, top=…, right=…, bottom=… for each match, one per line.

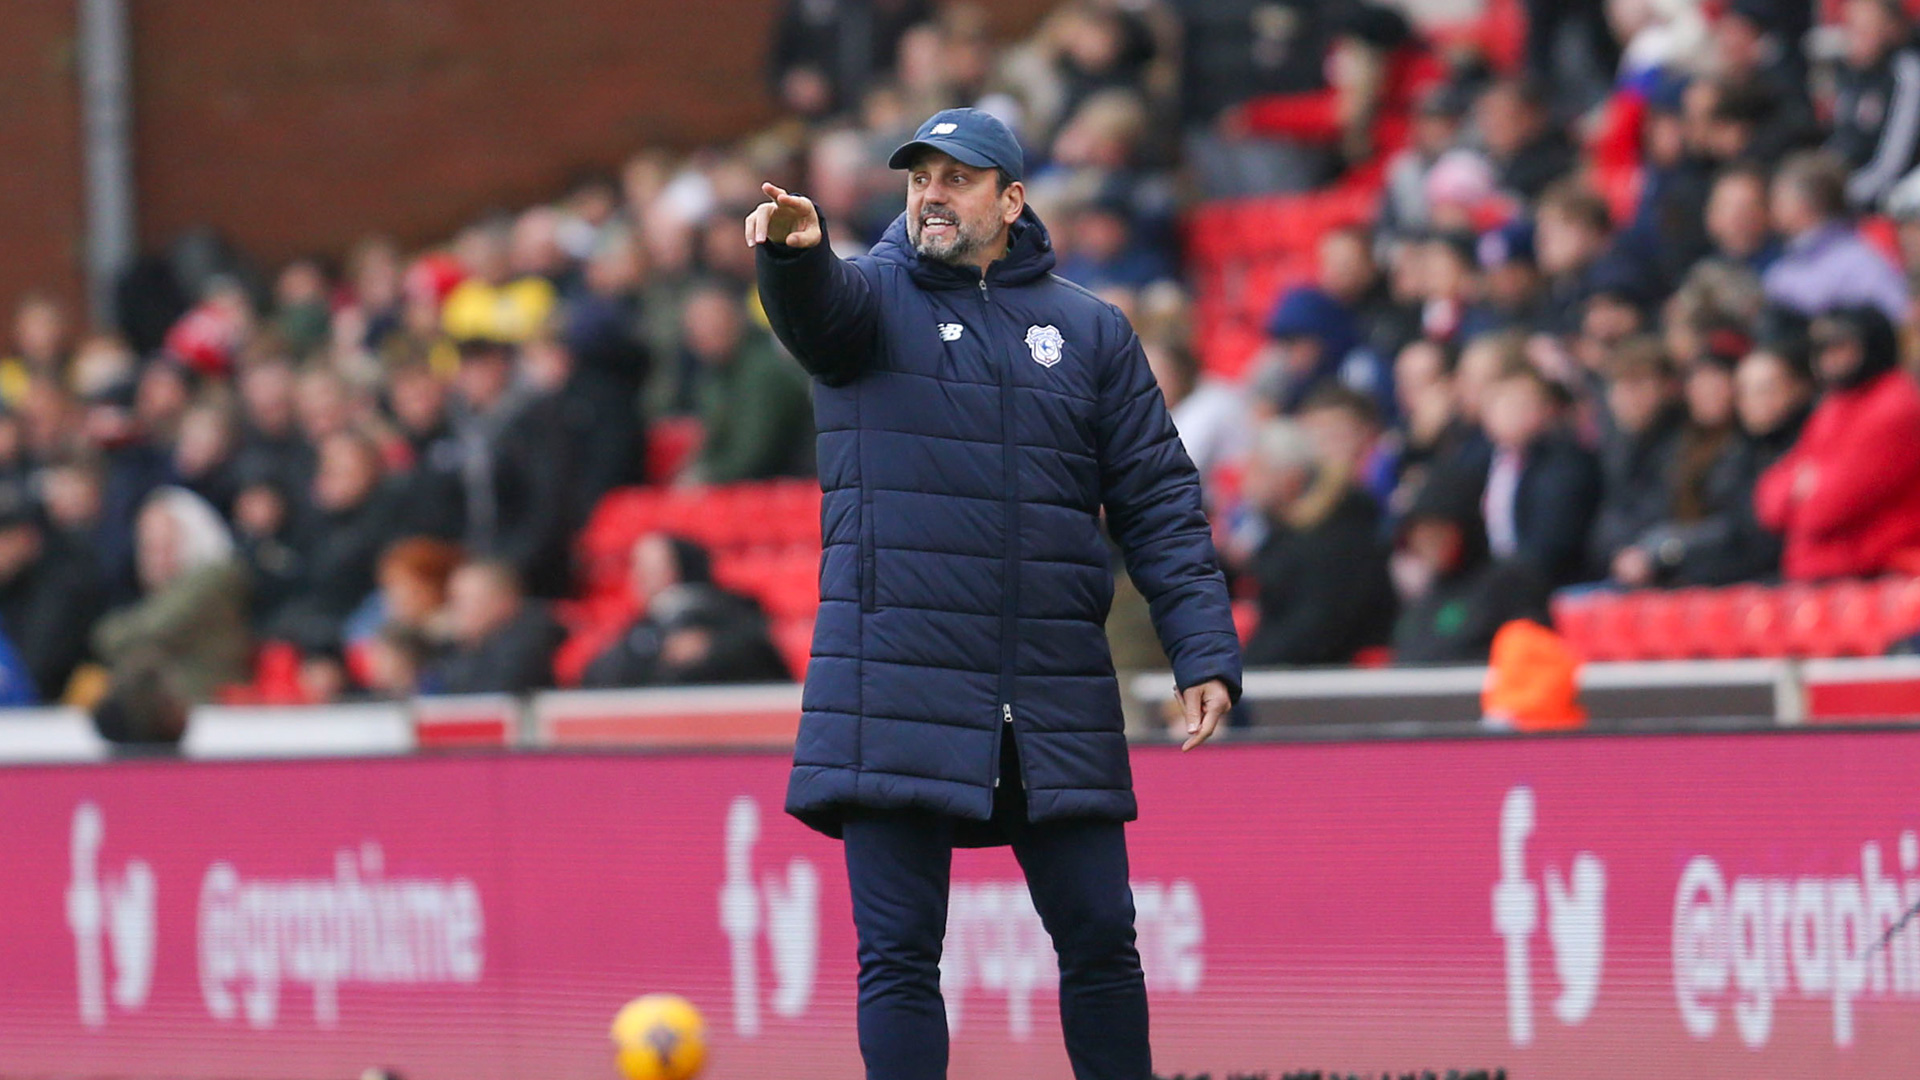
left=773, top=617, right=814, bottom=681
left=1548, top=592, right=1600, bottom=658
left=1731, top=586, right=1789, bottom=657
left=1582, top=592, right=1642, bottom=662
left=1682, top=587, right=1746, bottom=660
left=1879, top=575, right=1920, bottom=646
left=1630, top=589, right=1691, bottom=660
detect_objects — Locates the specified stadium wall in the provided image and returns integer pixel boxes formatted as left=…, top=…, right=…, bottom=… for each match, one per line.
left=10, top=729, right=1920, bottom=1078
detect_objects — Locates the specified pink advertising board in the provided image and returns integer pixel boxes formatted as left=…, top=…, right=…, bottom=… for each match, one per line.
left=4, top=730, right=1919, bottom=1079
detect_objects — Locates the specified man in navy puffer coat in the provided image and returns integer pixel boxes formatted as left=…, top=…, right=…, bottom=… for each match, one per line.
left=748, top=108, right=1241, bottom=1080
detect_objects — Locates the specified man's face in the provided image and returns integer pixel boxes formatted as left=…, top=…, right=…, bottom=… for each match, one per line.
left=1846, top=0, right=1904, bottom=70
left=1707, top=174, right=1770, bottom=257
left=1317, top=233, right=1374, bottom=304
left=905, top=152, right=1018, bottom=266
left=1736, top=352, right=1809, bottom=434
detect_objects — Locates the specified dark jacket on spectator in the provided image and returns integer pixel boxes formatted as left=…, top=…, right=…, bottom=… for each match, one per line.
left=1587, top=402, right=1685, bottom=576
left=757, top=207, right=1241, bottom=835
left=767, top=0, right=929, bottom=116
left=1636, top=406, right=1806, bottom=585
left=1494, top=128, right=1578, bottom=202
left=582, top=583, right=790, bottom=688
left=1173, top=0, right=1329, bottom=124
left=1244, top=486, right=1397, bottom=666
left=1392, top=467, right=1551, bottom=665
left=1828, top=43, right=1920, bottom=210
left=450, top=390, right=573, bottom=596
left=0, top=529, right=107, bottom=701
left=268, top=484, right=404, bottom=650
left=1464, top=429, right=1603, bottom=587
left=427, top=603, right=564, bottom=695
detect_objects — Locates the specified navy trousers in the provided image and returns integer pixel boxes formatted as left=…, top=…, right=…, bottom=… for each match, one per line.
left=840, top=738, right=1150, bottom=1080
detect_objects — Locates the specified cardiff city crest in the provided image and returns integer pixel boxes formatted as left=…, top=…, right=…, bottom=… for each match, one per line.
left=1025, top=325, right=1065, bottom=368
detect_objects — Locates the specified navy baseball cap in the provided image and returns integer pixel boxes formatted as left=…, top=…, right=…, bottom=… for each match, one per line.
left=888, top=108, right=1026, bottom=182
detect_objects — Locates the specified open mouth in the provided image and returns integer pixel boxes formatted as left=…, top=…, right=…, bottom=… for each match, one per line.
left=919, top=210, right=958, bottom=237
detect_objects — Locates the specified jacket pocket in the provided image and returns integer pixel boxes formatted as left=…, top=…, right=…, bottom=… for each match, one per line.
left=859, top=494, right=877, bottom=613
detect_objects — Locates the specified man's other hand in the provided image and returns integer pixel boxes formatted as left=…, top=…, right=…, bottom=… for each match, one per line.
left=1178, top=679, right=1231, bottom=751
left=746, top=183, right=822, bottom=249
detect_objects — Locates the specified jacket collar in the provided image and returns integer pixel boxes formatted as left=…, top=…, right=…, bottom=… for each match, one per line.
left=870, top=205, right=1057, bottom=290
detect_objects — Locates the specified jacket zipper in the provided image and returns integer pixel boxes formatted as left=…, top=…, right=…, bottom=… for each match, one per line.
left=984, top=275, right=1022, bottom=794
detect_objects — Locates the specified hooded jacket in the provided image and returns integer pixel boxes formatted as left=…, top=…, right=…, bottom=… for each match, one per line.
left=757, top=207, right=1241, bottom=836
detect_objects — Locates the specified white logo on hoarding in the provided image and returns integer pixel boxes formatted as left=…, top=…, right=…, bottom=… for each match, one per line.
left=1672, top=831, right=1920, bottom=1049
left=1493, top=786, right=1607, bottom=1046
left=1025, top=324, right=1065, bottom=368
left=67, top=803, right=156, bottom=1027
left=719, top=796, right=819, bottom=1037
left=942, top=878, right=1204, bottom=1038
left=197, top=843, right=484, bottom=1029
left=937, top=323, right=964, bottom=342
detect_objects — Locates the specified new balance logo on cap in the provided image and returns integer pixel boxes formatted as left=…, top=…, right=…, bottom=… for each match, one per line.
left=930, top=123, right=958, bottom=135
left=937, top=323, right=964, bottom=341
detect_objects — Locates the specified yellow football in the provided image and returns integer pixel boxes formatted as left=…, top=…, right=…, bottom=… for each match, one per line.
left=610, top=993, right=707, bottom=1080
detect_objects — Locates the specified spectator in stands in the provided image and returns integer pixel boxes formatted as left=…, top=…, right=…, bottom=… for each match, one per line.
left=767, top=0, right=929, bottom=119
left=1477, top=76, right=1578, bottom=203
left=583, top=533, right=789, bottom=687
left=1377, top=83, right=1475, bottom=247
left=0, top=481, right=105, bottom=702
left=1384, top=339, right=1473, bottom=524
left=1320, top=225, right=1418, bottom=367
left=1222, top=2, right=1437, bottom=173
left=1535, top=181, right=1627, bottom=337
left=521, top=331, right=642, bottom=528
left=82, top=369, right=172, bottom=609
left=1478, top=364, right=1602, bottom=586
left=1240, top=418, right=1396, bottom=666
left=1172, top=0, right=1337, bottom=197
left=1623, top=73, right=1717, bottom=291
left=441, top=217, right=558, bottom=344
left=1756, top=305, right=1920, bottom=578
left=230, top=458, right=304, bottom=631
left=345, top=536, right=465, bottom=664
left=234, top=356, right=316, bottom=502
left=381, top=360, right=464, bottom=540
left=1466, top=219, right=1544, bottom=337
left=1587, top=337, right=1686, bottom=577
left=1299, top=384, right=1389, bottom=501
left=0, top=292, right=69, bottom=409
left=268, top=431, right=402, bottom=651
left=1390, top=462, right=1550, bottom=665
left=1145, top=340, right=1249, bottom=486
left=1828, top=0, right=1920, bottom=211
left=447, top=337, right=572, bottom=596
left=274, top=258, right=333, bottom=360
left=1253, top=285, right=1371, bottom=417
left=426, top=560, right=562, bottom=695
left=1615, top=344, right=1811, bottom=585
left=1763, top=151, right=1909, bottom=320
left=91, top=488, right=250, bottom=741
left=679, top=280, right=815, bottom=483
left=1054, top=195, right=1176, bottom=290
left=1704, top=163, right=1782, bottom=275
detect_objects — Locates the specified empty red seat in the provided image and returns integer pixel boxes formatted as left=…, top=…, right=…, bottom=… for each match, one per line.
left=773, top=617, right=814, bottom=681
left=1630, top=589, right=1691, bottom=660
left=1549, top=593, right=1600, bottom=658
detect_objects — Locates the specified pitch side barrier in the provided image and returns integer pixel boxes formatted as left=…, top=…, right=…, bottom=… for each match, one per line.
left=6, top=726, right=1920, bottom=1076
left=0, top=657, right=1916, bottom=763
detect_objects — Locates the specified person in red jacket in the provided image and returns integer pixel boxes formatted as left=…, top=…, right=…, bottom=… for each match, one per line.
left=1755, top=305, right=1920, bottom=579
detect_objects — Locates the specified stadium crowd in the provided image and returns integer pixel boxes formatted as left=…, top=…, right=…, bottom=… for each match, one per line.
left=4, top=0, right=1920, bottom=738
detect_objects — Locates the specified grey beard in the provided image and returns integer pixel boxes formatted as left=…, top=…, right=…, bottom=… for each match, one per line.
left=910, top=218, right=986, bottom=264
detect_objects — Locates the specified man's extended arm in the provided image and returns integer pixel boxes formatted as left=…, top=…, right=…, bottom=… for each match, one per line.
left=748, top=184, right=877, bottom=385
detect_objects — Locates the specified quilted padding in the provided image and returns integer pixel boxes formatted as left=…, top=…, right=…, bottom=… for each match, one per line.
left=759, top=207, right=1241, bottom=837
